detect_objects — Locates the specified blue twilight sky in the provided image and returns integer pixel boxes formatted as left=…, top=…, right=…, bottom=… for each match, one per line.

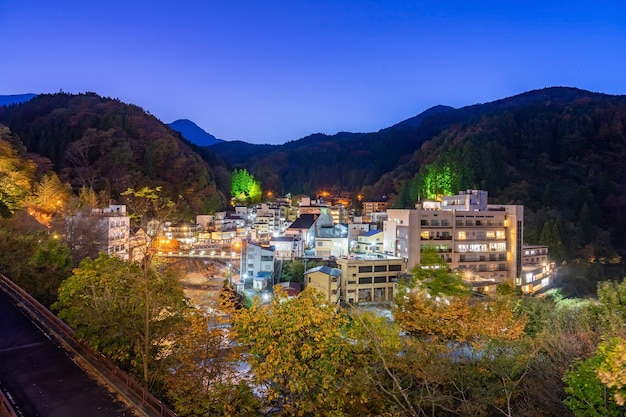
left=2, top=1, right=625, bottom=145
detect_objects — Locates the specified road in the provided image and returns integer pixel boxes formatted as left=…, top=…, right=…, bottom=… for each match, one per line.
left=0, top=290, right=135, bottom=417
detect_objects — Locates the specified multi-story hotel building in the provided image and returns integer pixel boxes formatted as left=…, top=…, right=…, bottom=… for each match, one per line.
left=383, top=190, right=523, bottom=288
left=362, top=199, right=389, bottom=222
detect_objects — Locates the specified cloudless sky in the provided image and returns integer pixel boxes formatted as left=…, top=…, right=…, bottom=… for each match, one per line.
left=2, top=1, right=625, bottom=144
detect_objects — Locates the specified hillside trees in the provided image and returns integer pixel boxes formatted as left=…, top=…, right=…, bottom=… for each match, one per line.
left=231, top=168, right=262, bottom=204
left=30, top=172, right=72, bottom=213
left=557, top=279, right=626, bottom=416
left=596, top=337, right=626, bottom=406
left=0, top=125, right=35, bottom=216
left=563, top=343, right=625, bottom=416
left=0, top=93, right=228, bottom=217
left=28, top=172, right=73, bottom=231
left=53, top=254, right=188, bottom=386
left=378, top=92, right=626, bottom=263
left=0, top=226, right=71, bottom=307
left=390, top=250, right=532, bottom=415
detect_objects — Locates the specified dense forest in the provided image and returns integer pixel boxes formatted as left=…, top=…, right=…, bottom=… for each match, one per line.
left=209, top=103, right=453, bottom=196
left=0, top=92, right=230, bottom=216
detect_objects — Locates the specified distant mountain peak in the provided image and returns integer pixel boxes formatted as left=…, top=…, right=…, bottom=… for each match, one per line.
left=167, top=119, right=224, bottom=147
left=0, top=93, right=37, bottom=107
left=389, top=104, right=456, bottom=130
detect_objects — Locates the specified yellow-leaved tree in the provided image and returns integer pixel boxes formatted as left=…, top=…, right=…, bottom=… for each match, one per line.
left=596, top=337, right=626, bottom=406
left=164, top=307, right=259, bottom=417
left=234, top=286, right=354, bottom=416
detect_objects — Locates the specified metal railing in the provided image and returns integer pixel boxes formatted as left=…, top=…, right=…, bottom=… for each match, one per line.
left=0, top=389, right=18, bottom=417
left=0, top=274, right=177, bottom=417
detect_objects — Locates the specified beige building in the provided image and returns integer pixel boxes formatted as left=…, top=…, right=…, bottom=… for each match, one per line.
left=64, top=204, right=131, bottom=261
left=383, top=190, right=523, bottom=288
left=362, top=199, right=388, bottom=222
left=353, top=230, right=384, bottom=254
left=305, top=265, right=342, bottom=305
left=328, top=204, right=347, bottom=224
left=336, top=254, right=406, bottom=304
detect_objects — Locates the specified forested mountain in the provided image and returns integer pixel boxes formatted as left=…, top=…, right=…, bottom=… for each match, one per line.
left=210, top=87, right=626, bottom=269
left=376, top=87, right=626, bottom=271
left=211, top=87, right=614, bottom=197
left=0, top=93, right=230, bottom=215
left=3, top=88, right=626, bottom=274
left=208, top=115, right=440, bottom=196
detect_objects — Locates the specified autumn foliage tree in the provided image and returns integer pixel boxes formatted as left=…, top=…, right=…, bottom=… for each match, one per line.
left=164, top=308, right=258, bottom=417
left=0, top=125, right=35, bottom=216
left=234, top=286, right=354, bottom=415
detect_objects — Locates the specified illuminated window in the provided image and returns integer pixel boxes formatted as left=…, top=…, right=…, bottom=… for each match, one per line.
left=421, top=231, right=430, bottom=239
left=496, top=230, right=505, bottom=239
left=469, top=244, right=487, bottom=252
left=458, top=231, right=466, bottom=240
left=525, top=273, right=533, bottom=283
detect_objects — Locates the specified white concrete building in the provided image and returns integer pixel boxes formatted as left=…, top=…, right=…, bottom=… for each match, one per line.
left=384, top=190, right=523, bottom=288
left=241, top=241, right=275, bottom=281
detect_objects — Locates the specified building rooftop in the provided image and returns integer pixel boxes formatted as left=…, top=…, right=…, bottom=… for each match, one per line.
left=270, top=236, right=300, bottom=242
left=361, top=229, right=383, bottom=237
left=288, top=214, right=317, bottom=229
left=247, top=241, right=275, bottom=251
left=276, top=282, right=301, bottom=297
left=338, top=253, right=403, bottom=261
left=305, top=265, right=342, bottom=277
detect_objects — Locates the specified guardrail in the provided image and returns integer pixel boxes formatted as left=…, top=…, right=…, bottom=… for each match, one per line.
left=0, top=389, right=18, bottom=417
left=0, top=274, right=177, bottom=417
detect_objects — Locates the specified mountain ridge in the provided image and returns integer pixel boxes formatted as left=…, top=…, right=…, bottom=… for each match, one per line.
left=167, top=119, right=224, bottom=147
left=2, top=87, right=626, bottom=271
left=0, top=93, right=37, bottom=107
